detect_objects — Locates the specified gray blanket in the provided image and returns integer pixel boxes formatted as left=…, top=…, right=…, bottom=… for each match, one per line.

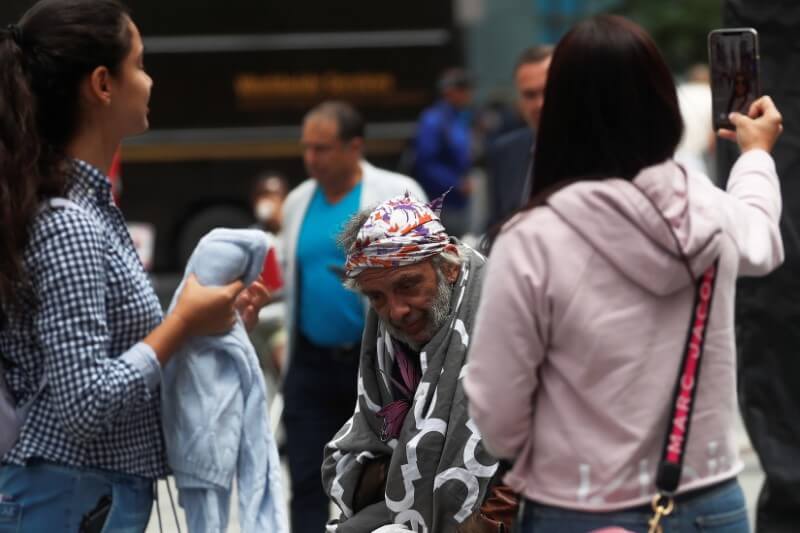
left=322, top=247, right=497, bottom=532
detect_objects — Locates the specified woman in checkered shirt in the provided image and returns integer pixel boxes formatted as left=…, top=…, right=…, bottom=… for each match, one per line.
left=0, top=1, right=268, bottom=530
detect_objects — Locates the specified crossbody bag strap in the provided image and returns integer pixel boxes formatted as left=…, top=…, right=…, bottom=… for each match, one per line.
left=648, top=259, right=720, bottom=531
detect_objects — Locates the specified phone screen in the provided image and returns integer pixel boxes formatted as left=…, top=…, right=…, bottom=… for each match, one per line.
left=708, top=28, right=760, bottom=130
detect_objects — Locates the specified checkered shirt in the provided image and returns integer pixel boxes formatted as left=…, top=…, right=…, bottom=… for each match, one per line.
left=0, top=159, right=168, bottom=479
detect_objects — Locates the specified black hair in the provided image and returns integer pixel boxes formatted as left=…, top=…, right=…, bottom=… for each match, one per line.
left=530, top=15, right=683, bottom=198
left=304, top=100, right=365, bottom=142
left=437, top=67, right=473, bottom=92
left=0, top=0, right=132, bottom=307
left=513, top=45, right=554, bottom=75
left=250, top=170, right=289, bottom=202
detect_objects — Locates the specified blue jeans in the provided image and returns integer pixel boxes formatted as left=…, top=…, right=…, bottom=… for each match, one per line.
left=519, top=479, right=749, bottom=533
left=0, top=461, right=153, bottom=533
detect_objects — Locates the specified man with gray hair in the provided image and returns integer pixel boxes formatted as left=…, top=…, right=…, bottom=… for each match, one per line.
left=322, top=193, right=516, bottom=532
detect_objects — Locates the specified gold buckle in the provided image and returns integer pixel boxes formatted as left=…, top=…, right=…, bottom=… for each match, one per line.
left=647, top=493, right=675, bottom=533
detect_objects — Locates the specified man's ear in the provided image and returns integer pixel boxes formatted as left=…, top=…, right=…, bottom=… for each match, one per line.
left=83, top=66, right=113, bottom=106
left=442, top=244, right=460, bottom=284
left=348, top=137, right=365, bottom=156
left=444, top=263, right=459, bottom=284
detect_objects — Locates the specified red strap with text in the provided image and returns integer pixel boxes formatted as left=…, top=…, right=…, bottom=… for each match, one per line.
left=656, top=260, right=719, bottom=494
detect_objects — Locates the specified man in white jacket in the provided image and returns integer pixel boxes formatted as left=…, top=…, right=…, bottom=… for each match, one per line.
left=280, top=101, right=426, bottom=533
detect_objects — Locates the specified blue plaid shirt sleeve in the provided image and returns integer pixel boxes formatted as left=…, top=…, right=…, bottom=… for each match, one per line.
left=30, top=207, right=159, bottom=443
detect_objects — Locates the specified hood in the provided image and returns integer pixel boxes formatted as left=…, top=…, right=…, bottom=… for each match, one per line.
left=546, top=160, right=721, bottom=296
left=185, top=228, right=272, bottom=287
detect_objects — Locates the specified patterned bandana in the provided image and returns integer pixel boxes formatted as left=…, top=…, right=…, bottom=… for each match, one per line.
left=344, top=191, right=449, bottom=278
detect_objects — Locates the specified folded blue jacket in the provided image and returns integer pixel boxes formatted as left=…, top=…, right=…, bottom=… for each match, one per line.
left=161, top=228, right=287, bottom=533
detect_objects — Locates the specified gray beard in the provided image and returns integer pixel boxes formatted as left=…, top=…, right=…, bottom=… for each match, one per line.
left=384, top=271, right=453, bottom=352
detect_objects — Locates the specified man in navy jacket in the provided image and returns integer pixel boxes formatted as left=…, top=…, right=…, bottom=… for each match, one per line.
left=485, top=46, right=552, bottom=232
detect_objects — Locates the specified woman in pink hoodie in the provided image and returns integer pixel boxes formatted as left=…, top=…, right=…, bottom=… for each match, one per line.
left=465, top=15, right=784, bottom=533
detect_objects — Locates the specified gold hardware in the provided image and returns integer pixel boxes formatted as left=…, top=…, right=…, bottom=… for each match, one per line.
left=647, top=493, right=675, bottom=533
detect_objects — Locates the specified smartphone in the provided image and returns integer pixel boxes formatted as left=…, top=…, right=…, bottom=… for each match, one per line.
left=79, top=495, right=112, bottom=533
left=708, top=28, right=760, bottom=130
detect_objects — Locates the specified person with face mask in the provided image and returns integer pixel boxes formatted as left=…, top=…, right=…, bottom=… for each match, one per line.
left=248, top=173, right=290, bottom=381
left=252, top=172, right=289, bottom=235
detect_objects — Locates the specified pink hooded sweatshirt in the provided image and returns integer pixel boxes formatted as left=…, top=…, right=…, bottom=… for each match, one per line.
left=465, top=150, right=782, bottom=511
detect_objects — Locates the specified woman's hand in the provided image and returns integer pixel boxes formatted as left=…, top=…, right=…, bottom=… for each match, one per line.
left=235, top=280, right=272, bottom=332
left=718, top=95, right=783, bottom=153
left=171, top=274, right=244, bottom=337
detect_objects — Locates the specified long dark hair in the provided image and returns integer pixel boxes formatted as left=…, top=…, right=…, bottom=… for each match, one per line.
left=530, top=15, right=683, bottom=199
left=0, top=0, right=131, bottom=307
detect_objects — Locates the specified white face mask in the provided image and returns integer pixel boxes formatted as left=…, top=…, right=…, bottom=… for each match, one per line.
left=255, top=199, right=277, bottom=222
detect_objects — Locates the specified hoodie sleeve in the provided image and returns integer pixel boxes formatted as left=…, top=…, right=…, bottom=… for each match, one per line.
left=722, top=149, right=783, bottom=276
left=464, top=224, right=550, bottom=459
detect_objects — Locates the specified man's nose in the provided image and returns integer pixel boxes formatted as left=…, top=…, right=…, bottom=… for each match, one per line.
left=387, top=295, right=411, bottom=324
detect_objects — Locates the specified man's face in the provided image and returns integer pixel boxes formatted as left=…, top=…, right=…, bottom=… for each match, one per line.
left=253, top=191, right=284, bottom=232
left=515, top=57, right=551, bottom=129
left=356, top=254, right=459, bottom=349
left=444, top=87, right=473, bottom=109
left=734, top=73, right=748, bottom=96
left=301, top=117, right=360, bottom=187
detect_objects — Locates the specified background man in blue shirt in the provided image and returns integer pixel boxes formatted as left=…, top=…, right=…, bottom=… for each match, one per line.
left=279, top=101, right=425, bottom=532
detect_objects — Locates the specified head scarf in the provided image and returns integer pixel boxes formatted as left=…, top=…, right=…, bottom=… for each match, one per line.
left=344, top=191, right=449, bottom=278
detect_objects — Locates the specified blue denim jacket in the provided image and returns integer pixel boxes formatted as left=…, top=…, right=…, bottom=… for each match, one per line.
left=161, top=228, right=287, bottom=532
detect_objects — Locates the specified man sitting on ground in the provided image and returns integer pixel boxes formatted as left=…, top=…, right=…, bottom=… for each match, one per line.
left=322, top=193, right=516, bottom=532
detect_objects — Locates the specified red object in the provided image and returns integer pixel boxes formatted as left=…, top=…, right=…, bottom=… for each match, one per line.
left=260, top=247, right=283, bottom=292
left=108, top=148, right=123, bottom=205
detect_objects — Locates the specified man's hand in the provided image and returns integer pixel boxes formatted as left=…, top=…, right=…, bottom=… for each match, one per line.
left=172, top=274, right=244, bottom=337
left=235, top=280, right=271, bottom=332
left=353, top=457, right=390, bottom=513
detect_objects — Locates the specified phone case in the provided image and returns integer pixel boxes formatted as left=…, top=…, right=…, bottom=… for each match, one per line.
left=79, top=495, right=112, bottom=533
left=708, top=28, right=760, bottom=130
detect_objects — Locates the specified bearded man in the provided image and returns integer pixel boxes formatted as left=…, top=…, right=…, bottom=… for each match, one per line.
left=322, top=193, right=516, bottom=533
